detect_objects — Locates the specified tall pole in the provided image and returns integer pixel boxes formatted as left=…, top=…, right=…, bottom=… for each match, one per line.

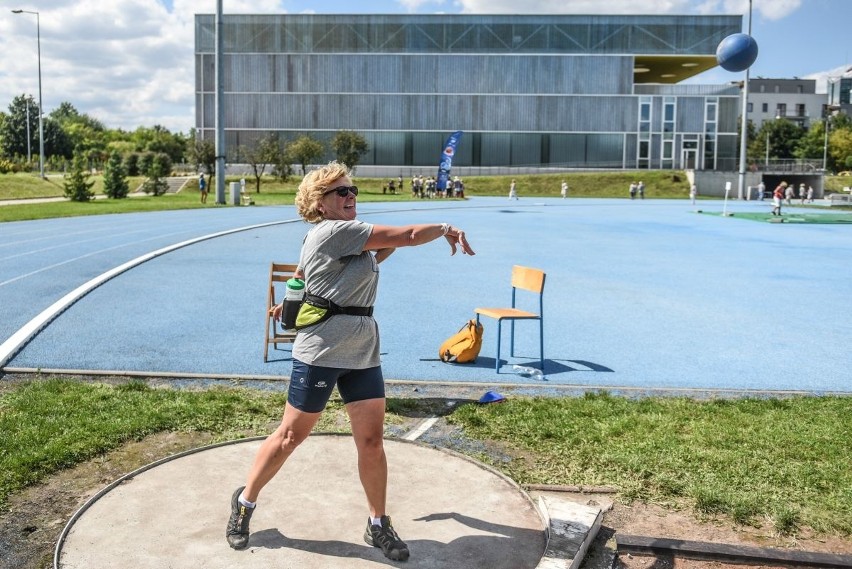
left=736, top=0, right=753, bottom=201
left=822, top=116, right=830, bottom=172
left=12, top=9, right=44, bottom=178
left=215, top=0, right=226, bottom=204
left=764, top=130, right=769, bottom=170
left=25, top=101, right=31, bottom=165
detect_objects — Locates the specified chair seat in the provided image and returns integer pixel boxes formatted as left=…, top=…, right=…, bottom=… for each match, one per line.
left=474, top=307, right=538, bottom=320
left=473, top=265, right=546, bottom=373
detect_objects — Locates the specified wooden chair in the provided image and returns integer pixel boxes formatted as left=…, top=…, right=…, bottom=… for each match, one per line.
left=264, top=262, right=299, bottom=362
left=475, top=265, right=546, bottom=372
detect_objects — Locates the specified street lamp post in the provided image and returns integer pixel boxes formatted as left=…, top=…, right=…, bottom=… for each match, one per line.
left=764, top=130, right=769, bottom=170
left=12, top=9, right=44, bottom=179
left=736, top=0, right=753, bottom=201
left=25, top=101, right=31, bottom=165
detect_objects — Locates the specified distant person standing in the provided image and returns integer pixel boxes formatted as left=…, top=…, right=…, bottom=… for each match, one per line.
left=689, top=183, right=697, bottom=205
left=560, top=180, right=568, bottom=199
left=629, top=182, right=637, bottom=200
left=509, top=179, right=518, bottom=200
left=199, top=173, right=208, bottom=204
left=757, top=180, right=766, bottom=201
left=799, top=183, right=807, bottom=205
left=637, top=181, right=645, bottom=199
left=784, top=183, right=794, bottom=205
left=807, top=185, right=814, bottom=203
left=772, top=182, right=786, bottom=216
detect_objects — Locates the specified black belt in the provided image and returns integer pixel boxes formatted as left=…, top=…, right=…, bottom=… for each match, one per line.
left=305, top=293, right=373, bottom=317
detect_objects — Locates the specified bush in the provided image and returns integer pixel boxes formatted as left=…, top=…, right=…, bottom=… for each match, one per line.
left=63, top=154, right=95, bottom=202
left=0, top=159, right=19, bottom=174
left=103, top=151, right=130, bottom=199
left=123, top=153, right=140, bottom=176
left=141, top=158, right=169, bottom=196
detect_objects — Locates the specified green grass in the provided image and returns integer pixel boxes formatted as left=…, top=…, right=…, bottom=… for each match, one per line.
left=448, top=392, right=852, bottom=536
left=698, top=211, right=852, bottom=223
left=0, top=173, right=149, bottom=200
left=2, top=380, right=850, bottom=537
left=0, top=170, right=691, bottom=222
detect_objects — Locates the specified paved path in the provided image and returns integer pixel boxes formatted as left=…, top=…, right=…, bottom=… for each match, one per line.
left=1, top=197, right=851, bottom=393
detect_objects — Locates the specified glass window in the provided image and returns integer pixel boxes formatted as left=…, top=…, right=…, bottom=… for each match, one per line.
left=762, top=103, right=768, bottom=112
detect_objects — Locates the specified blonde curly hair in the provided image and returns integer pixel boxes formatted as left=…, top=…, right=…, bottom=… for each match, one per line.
left=294, top=161, right=352, bottom=223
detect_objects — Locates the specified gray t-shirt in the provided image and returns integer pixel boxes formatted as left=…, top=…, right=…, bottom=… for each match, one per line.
left=292, top=219, right=380, bottom=369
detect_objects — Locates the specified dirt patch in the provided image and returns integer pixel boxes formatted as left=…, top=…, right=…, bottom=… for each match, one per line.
left=580, top=496, right=852, bottom=569
left=2, top=381, right=850, bottom=569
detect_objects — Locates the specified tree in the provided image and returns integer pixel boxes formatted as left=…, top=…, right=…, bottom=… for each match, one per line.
left=287, top=135, right=325, bottom=175
left=123, top=153, right=140, bottom=176
left=794, top=120, right=828, bottom=162
left=63, top=152, right=95, bottom=202
left=103, top=151, right=129, bottom=198
left=273, top=146, right=294, bottom=183
left=43, top=117, right=74, bottom=160
left=242, top=133, right=281, bottom=192
left=0, top=94, right=39, bottom=159
left=187, top=131, right=216, bottom=180
left=748, top=119, right=805, bottom=166
left=138, top=152, right=154, bottom=177
left=131, top=125, right=187, bottom=165
left=331, top=130, right=369, bottom=170
left=829, top=128, right=852, bottom=173
left=141, top=154, right=170, bottom=196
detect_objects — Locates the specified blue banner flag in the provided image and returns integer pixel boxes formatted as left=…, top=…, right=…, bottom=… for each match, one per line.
left=436, top=131, right=463, bottom=191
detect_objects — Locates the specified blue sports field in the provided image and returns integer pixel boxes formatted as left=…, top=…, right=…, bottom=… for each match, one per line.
left=1, top=197, right=849, bottom=393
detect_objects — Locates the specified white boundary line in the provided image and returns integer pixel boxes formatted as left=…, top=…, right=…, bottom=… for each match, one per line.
left=402, top=417, right=440, bottom=441
left=0, top=219, right=295, bottom=369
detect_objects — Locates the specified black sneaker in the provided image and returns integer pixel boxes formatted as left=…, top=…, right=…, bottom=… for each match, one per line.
left=364, top=515, right=410, bottom=561
left=226, top=486, right=255, bottom=550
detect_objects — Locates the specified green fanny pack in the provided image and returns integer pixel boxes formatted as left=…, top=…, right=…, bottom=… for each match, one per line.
left=295, top=293, right=374, bottom=330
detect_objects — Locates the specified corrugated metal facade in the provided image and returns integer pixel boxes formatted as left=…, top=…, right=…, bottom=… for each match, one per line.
left=195, top=14, right=742, bottom=170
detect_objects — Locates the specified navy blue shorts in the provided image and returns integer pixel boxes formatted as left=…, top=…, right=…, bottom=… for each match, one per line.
left=287, top=359, right=385, bottom=413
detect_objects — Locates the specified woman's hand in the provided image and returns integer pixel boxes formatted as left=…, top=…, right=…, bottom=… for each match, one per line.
left=444, top=226, right=475, bottom=256
left=269, top=302, right=283, bottom=321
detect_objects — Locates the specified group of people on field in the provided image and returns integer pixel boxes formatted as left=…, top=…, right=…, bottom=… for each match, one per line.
left=771, top=181, right=815, bottom=215
left=408, top=174, right=465, bottom=198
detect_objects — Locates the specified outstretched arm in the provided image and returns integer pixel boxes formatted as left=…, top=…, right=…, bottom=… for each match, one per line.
left=365, top=223, right=475, bottom=256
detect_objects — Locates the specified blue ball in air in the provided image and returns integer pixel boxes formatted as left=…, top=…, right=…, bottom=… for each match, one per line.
left=716, top=33, right=758, bottom=72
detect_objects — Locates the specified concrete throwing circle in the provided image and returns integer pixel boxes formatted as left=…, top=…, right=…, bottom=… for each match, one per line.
left=57, top=434, right=546, bottom=568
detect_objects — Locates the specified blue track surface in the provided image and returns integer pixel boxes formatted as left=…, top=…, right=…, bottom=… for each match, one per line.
left=2, top=197, right=850, bottom=393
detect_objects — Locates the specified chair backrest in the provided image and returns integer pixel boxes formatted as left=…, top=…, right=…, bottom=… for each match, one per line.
left=270, top=263, right=299, bottom=284
left=511, top=265, right=546, bottom=294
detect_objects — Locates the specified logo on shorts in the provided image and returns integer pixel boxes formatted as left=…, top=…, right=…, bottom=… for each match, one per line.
left=315, top=380, right=327, bottom=388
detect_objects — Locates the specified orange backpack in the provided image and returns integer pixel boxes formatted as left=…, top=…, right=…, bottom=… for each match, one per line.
left=439, top=320, right=484, bottom=364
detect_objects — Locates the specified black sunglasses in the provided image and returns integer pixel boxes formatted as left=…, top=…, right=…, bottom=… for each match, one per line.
left=324, top=185, right=359, bottom=197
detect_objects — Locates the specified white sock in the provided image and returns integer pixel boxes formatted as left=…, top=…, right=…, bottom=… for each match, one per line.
left=238, top=493, right=256, bottom=509
left=370, top=516, right=382, bottom=526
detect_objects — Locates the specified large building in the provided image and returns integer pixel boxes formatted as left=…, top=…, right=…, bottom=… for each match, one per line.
left=194, top=14, right=743, bottom=171
left=746, top=78, right=825, bottom=129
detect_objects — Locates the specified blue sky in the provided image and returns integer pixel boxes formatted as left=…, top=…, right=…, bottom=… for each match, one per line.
left=2, top=0, right=850, bottom=132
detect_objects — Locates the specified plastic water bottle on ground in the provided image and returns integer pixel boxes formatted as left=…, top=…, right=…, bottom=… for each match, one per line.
left=512, top=365, right=545, bottom=381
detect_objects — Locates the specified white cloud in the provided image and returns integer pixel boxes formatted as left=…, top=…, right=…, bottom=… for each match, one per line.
left=1, top=0, right=284, bottom=133
left=695, top=0, right=802, bottom=21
